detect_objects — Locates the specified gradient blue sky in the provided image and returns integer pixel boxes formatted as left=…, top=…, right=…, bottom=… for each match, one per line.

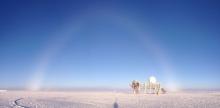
left=0, top=0, right=220, bottom=90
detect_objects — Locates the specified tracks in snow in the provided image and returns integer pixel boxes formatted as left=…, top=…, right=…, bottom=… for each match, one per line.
left=13, top=98, right=30, bottom=108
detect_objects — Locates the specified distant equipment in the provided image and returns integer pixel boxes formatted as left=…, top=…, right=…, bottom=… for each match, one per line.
left=130, top=80, right=140, bottom=94
left=130, top=76, right=166, bottom=95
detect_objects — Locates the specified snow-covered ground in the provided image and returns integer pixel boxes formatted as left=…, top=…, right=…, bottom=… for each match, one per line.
left=0, top=90, right=220, bottom=108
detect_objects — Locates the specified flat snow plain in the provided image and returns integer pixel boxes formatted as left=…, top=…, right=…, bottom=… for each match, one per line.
left=0, top=90, right=220, bottom=108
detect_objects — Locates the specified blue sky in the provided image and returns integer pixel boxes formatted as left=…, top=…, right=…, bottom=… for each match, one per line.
left=0, top=0, right=220, bottom=90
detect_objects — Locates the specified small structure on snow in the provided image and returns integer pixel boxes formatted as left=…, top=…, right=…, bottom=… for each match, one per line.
left=130, top=76, right=166, bottom=94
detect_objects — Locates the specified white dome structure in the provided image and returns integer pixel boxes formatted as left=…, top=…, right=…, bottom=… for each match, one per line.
left=149, top=76, right=157, bottom=84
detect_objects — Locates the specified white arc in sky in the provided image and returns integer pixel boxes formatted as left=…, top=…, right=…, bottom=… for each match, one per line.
left=27, top=11, right=179, bottom=91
